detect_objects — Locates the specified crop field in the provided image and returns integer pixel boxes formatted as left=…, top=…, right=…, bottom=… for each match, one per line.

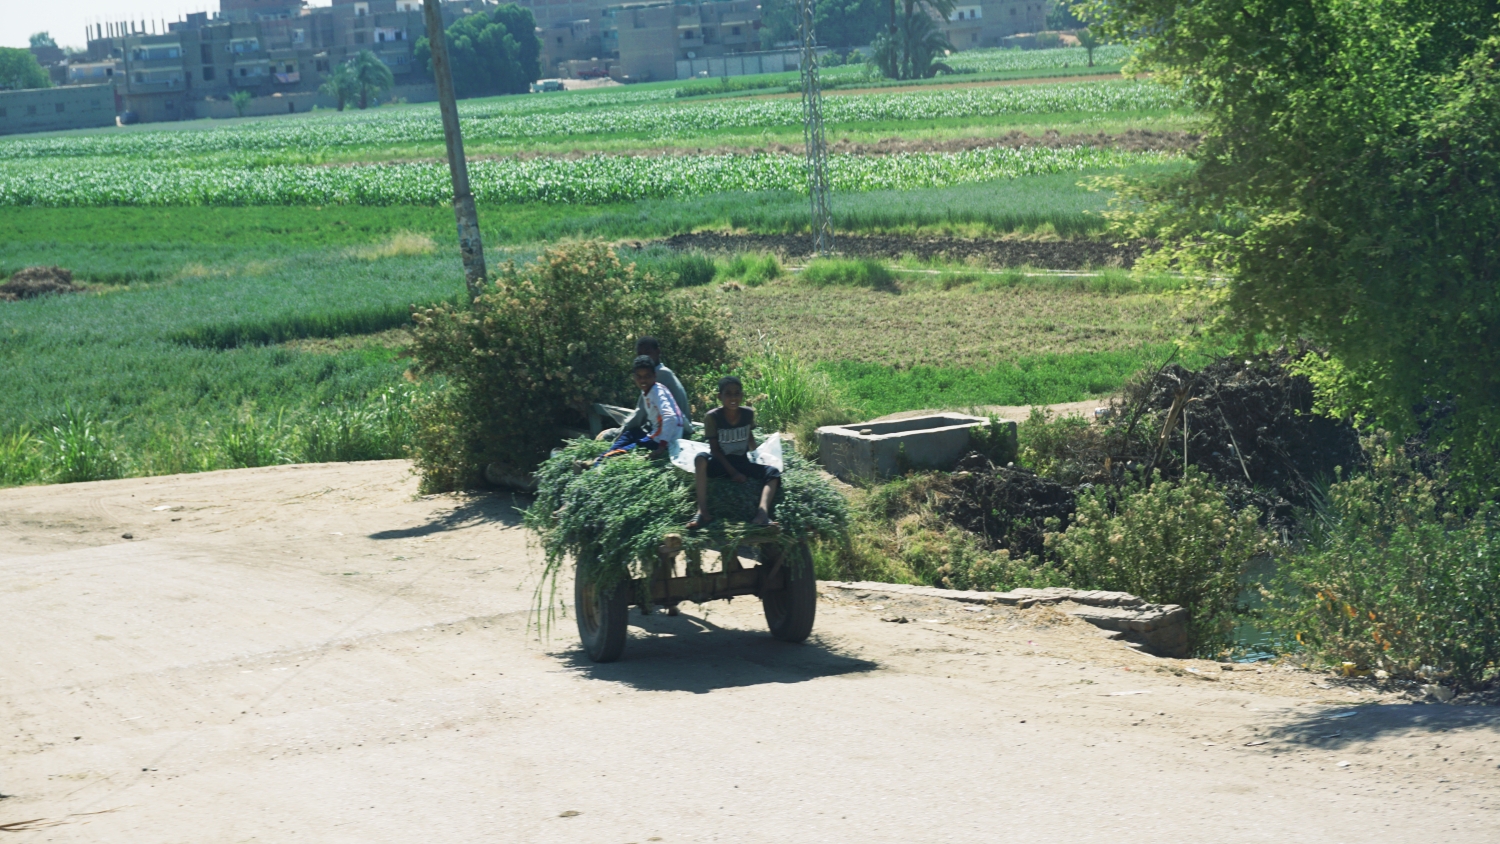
left=0, top=47, right=1204, bottom=486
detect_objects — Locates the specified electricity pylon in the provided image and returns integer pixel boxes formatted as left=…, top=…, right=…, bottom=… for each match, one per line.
left=797, top=0, right=834, bottom=256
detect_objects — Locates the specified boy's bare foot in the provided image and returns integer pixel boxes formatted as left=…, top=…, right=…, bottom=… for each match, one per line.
left=750, top=509, right=778, bottom=527
left=687, top=512, right=713, bottom=530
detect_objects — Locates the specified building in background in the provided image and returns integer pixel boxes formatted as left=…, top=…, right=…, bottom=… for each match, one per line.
left=68, top=0, right=501, bottom=124
left=0, top=84, right=118, bottom=136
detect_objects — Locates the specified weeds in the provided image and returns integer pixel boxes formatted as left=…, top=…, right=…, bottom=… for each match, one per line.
left=741, top=335, right=849, bottom=438
left=1269, top=440, right=1500, bottom=691
left=38, top=407, right=123, bottom=484
left=797, top=258, right=896, bottom=289
left=1050, top=468, right=1266, bottom=653
left=718, top=253, right=782, bottom=287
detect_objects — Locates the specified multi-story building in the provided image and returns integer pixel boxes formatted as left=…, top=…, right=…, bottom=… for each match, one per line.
left=71, top=0, right=500, bottom=123
left=601, top=0, right=763, bottom=81
left=941, top=1, right=1049, bottom=50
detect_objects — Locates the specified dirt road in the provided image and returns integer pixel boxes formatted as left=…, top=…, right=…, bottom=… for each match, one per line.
left=3, top=462, right=1497, bottom=843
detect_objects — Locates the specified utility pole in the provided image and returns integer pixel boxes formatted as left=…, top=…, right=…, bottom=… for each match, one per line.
left=797, top=0, right=834, bottom=256
left=423, top=0, right=488, bottom=301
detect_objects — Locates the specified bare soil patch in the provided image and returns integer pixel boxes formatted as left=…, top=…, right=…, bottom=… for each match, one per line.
left=0, top=266, right=84, bottom=302
left=657, top=231, right=1145, bottom=269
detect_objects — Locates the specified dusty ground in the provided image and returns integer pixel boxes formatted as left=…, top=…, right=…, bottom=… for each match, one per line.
left=3, top=461, right=1498, bottom=842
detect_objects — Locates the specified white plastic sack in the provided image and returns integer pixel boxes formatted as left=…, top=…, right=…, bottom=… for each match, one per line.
left=749, top=433, right=784, bottom=473
left=668, top=433, right=784, bottom=474
left=668, top=438, right=710, bottom=473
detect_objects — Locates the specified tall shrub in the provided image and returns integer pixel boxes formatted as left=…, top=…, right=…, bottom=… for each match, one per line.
left=408, top=242, right=731, bottom=491
left=1271, top=442, right=1500, bottom=691
left=1050, top=469, right=1264, bottom=652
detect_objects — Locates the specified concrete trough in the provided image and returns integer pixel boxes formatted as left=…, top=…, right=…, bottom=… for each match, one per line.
left=817, top=413, right=1008, bottom=482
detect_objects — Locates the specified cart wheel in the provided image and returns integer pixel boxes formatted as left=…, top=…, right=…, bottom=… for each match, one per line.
left=575, top=564, right=629, bottom=662
left=761, top=542, right=817, bottom=643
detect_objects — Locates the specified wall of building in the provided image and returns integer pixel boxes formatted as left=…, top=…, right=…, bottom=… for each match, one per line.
left=0, top=85, right=118, bottom=136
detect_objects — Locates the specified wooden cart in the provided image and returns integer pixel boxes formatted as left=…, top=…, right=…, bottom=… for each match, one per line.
left=573, top=524, right=818, bottom=662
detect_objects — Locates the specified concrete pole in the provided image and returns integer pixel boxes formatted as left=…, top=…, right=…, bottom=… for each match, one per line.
left=422, top=0, right=488, bottom=301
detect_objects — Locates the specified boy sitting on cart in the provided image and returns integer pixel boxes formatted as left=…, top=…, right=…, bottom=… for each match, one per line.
left=688, top=375, right=780, bottom=530
left=596, top=355, right=684, bottom=463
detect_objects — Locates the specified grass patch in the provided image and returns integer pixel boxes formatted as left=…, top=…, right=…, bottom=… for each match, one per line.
left=797, top=257, right=896, bottom=289
left=713, top=278, right=1200, bottom=369
left=818, top=349, right=1179, bottom=418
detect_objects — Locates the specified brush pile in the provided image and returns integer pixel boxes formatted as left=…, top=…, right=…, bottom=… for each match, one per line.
left=0, top=266, right=84, bottom=302
left=525, top=438, right=848, bottom=596
left=940, top=352, right=1363, bottom=548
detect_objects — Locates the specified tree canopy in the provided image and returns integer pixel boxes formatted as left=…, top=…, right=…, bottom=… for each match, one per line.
left=350, top=50, right=394, bottom=109
left=29, top=32, right=57, bottom=49
left=415, top=4, right=540, bottom=98
left=871, top=0, right=955, bottom=80
left=760, top=0, right=889, bottom=50
left=0, top=48, right=50, bottom=90
left=1086, top=0, right=1500, bottom=495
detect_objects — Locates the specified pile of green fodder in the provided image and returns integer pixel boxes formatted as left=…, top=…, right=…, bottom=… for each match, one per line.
left=525, top=437, right=849, bottom=608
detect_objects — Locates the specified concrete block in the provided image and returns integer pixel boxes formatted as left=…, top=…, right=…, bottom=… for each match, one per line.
left=817, top=414, right=1000, bottom=482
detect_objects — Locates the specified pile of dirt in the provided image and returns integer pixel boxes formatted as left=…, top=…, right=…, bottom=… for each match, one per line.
left=657, top=232, right=1144, bottom=270
left=941, top=453, right=1076, bottom=557
left=0, top=266, right=84, bottom=302
left=1125, top=353, right=1364, bottom=523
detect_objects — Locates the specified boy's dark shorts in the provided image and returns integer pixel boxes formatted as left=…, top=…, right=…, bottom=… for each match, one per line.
left=697, top=452, right=781, bottom=480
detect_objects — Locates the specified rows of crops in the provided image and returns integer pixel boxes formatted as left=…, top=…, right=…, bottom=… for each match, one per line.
left=944, top=45, right=1133, bottom=72
left=0, top=80, right=1180, bottom=161
left=0, top=146, right=1168, bottom=207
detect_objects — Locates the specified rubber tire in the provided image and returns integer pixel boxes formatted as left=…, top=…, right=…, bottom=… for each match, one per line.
left=761, top=542, right=817, bottom=643
left=575, top=564, right=630, bottom=663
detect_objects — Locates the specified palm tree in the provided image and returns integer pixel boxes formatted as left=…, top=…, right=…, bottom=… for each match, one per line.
left=318, top=62, right=359, bottom=112
left=350, top=50, right=395, bottom=110
left=871, top=0, right=955, bottom=80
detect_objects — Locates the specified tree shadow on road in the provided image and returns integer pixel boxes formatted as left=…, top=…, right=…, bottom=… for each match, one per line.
left=1261, top=701, right=1500, bottom=751
left=557, top=610, right=879, bottom=694
left=367, top=491, right=527, bottom=540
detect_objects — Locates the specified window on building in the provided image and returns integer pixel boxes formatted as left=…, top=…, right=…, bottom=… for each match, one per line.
left=557, top=36, right=564, bottom=44
left=202, top=44, right=213, bottom=63
left=683, top=30, right=694, bottom=39
left=203, top=67, right=215, bottom=80
left=240, top=67, right=248, bottom=77
left=732, top=26, right=741, bottom=35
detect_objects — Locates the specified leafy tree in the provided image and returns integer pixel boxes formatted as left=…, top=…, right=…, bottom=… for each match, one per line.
left=230, top=89, right=252, bottom=117
left=1085, top=0, right=1500, bottom=497
left=414, top=4, right=540, bottom=98
left=1046, top=1, right=1084, bottom=30
left=318, top=61, right=359, bottom=111
left=1075, top=27, right=1101, bottom=67
left=816, top=0, right=889, bottom=50
left=349, top=50, right=394, bottom=109
left=870, top=0, right=954, bottom=80
left=29, top=32, right=58, bottom=49
left=0, top=47, right=50, bottom=90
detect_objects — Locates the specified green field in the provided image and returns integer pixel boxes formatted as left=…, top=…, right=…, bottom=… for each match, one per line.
left=0, top=47, right=1203, bottom=487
